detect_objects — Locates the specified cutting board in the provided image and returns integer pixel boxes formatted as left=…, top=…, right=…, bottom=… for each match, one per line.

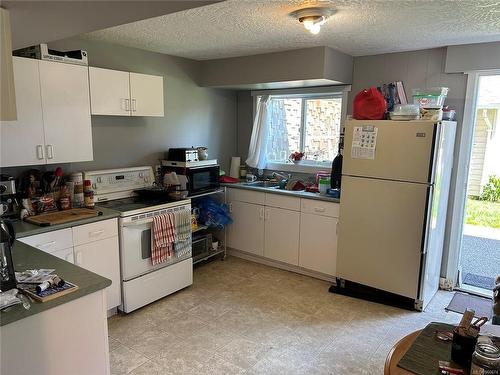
left=25, top=209, right=101, bottom=226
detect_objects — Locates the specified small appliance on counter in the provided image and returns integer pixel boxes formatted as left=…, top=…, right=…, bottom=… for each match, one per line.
left=166, top=148, right=199, bottom=163
left=0, top=175, right=20, bottom=219
left=0, top=219, right=16, bottom=292
left=161, top=159, right=220, bottom=196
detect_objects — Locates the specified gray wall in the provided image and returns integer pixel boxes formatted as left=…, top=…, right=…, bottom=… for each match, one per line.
left=349, top=47, right=466, bottom=121
left=51, top=37, right=237, bottom=174
left=445, top=41, right=500, bottom=73
left=236, top=91, right=254, bottom=162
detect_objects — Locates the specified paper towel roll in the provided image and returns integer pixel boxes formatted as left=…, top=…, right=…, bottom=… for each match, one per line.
left=230, top=156, right=241, bottom=179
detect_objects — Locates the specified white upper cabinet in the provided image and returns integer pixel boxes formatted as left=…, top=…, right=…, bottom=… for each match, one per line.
left=39, top=60, right=93, bottom=164
left=129, top=72, right=164, bottom=117
left=1, top=57, right=93, bottom=167
left=89, top=67, right=164, bottom=117
left=89, top=67, right=130, bottom=116
left=0, top=57, right=45, bottom=167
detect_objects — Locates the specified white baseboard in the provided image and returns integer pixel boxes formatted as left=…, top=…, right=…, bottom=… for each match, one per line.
left=228, top=248, right=336, bottom=283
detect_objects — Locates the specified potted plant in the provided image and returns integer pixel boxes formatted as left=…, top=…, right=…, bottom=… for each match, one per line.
left=289, top=151, right=305, bottom=164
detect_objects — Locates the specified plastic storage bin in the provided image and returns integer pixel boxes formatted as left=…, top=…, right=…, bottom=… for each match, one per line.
left=412, top=87, right=448, bottom=108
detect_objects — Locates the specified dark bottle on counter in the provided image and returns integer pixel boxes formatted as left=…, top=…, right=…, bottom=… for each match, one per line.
left=330, top=145, right=343, bottom=190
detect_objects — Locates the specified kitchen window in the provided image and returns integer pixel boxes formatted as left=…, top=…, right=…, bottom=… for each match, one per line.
left=251, top=88, right=348, bottom=171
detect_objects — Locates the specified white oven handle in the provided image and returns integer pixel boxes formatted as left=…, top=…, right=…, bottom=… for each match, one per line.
left=122, top=219, right=154, bottom=227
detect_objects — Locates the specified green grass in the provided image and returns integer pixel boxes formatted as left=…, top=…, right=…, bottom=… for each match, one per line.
left=465, top=198, right=500, bottom=228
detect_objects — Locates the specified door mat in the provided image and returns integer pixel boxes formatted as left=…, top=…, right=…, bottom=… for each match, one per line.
left=445, top=292, right=492, bottom=319
left=463, top=273, right=495, bottom=290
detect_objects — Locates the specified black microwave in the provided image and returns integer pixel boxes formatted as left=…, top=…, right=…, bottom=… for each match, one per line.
left=162, top=165, right=220, bottom=196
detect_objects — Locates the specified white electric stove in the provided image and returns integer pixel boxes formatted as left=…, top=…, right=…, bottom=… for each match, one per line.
left=83, top=166, right=193, bottom=313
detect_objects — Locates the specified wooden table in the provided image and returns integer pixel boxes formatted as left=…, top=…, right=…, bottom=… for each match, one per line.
left=384, top=330, right=421, bottom=375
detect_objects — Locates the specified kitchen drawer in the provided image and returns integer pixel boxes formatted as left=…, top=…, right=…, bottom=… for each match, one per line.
left=19, top=228, right=73, bottom=253
left=72, top=218, right=118, bottom=246
left=227, top=188, right=265, bottom=205
left=301, top=199, right=340, bottom=218
left=51, top=247, right=75, bottom=264
left=265, top=193, right=300, bottom=211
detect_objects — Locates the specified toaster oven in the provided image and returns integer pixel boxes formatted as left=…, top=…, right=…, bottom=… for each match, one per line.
left=167, top=148, right=199, bottom=162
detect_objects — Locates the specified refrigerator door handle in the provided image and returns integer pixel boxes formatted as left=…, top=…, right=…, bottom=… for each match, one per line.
left=420, top=185, right=434, bottom=254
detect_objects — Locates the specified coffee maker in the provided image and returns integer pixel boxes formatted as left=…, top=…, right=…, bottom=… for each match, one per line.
left=0, top=219, right=16, bottom=291
left=0, top=175, right=20, bottom=219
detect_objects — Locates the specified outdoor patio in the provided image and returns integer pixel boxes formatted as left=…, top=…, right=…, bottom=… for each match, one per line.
left=461, top=224, right=500, bottom=290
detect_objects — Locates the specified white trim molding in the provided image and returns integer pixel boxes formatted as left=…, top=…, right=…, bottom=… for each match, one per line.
left=445, top=69, right=500, bottom=285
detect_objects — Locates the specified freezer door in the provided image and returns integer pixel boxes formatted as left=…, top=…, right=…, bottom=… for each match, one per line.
left=337, top=175, right=429, bottom=299
left=343, top=120, right=437, bottom=183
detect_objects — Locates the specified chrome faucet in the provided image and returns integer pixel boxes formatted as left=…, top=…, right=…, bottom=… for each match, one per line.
left=272, top=171, right=291, bottom=181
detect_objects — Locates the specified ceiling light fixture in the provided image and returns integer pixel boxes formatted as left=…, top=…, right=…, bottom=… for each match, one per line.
left=291, top=7, right=335, bottom=35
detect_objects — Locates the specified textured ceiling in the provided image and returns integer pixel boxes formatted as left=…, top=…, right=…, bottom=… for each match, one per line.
left=83, top=0, right=500, bottom=60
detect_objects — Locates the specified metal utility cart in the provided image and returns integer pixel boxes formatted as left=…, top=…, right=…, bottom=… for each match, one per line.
left=189, top=187, right=227, bottom=265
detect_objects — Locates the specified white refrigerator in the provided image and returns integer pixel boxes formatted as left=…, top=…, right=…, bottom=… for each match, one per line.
left=336, top=119, right=456, bottom=310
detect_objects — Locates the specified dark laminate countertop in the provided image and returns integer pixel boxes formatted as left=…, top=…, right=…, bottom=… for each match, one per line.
left=223, top=183, right=341, bottom=203
left=12, top=207, right=120, bottom=239
left=0, top=241, right=111, bottom=326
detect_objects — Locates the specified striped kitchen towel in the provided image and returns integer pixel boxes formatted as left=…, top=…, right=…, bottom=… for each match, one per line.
left=174, top=209, right=192, bottom=242
left=174, top=238, right=192, bottom=258
left=173, top=209, right=192, bottom=258
left=152, top=213, right=176, bottom=265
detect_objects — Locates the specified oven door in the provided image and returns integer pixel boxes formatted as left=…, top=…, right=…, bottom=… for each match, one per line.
left=188, top=166, right=220, bottom=195
left=119, top=217, right=190, bottom=281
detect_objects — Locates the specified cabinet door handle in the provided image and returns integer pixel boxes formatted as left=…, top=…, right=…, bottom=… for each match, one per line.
left=75, top=251, right=83, bottom=266
left=89, top=229, right=105, bottom=237
left=259, top=207, right=264, bottom=220
left=228, top=203, right=233, bottom=213
left=121, top=98, right=127, bottom=111
left=46, top=145, right=54, bottom=159
left=314, top=207, right=325, bottom=213
left=36, top=145, right=44, bottom=160
left=336, top=221, right=339, bottom=235
left=124, top=99, right=130, bottom=111
left=131, top=99, right=137, bottom=112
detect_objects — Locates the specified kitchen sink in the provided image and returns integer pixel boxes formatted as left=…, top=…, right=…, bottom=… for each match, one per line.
left=243, top=181, right=279, bottom=188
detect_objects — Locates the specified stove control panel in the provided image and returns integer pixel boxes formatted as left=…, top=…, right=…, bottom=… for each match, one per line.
left=83, top=166, right=154, bottom=200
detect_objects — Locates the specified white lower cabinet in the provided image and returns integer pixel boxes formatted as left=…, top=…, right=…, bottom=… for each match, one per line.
left=18, top=218, right=120, bottom=311
left=299, top=213, right=338, bottom=276
left=227, top=200, right=264, bottom=256
left=264, top=207, right=300, bottom=265
left=74, top=236, right=121, bottom=310
left=227, top=188, right=340, bottom=277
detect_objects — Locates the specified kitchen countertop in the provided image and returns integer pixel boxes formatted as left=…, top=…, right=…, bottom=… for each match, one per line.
left=223, top=183, right=340, bottom=203
left=12, top=207, right=120, bottom=239
left=0, top=241, right=111, bottom=326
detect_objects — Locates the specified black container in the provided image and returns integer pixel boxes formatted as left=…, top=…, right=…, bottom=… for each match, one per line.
left=451, top=330, right=478, bottom=369
left=0, top=219, right=16, bottom=291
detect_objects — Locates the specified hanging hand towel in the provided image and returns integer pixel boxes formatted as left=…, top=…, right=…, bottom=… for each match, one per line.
left=152, top=213, right=175, bottom=265
left=174, top=209, right=192, bottom=258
